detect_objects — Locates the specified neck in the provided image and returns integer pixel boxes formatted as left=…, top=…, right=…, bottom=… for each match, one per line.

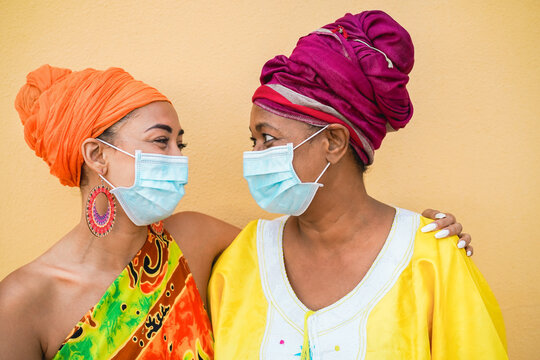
left=68, top=207, right=148, bottom=272
left=287, top=167, right=395, bottom=252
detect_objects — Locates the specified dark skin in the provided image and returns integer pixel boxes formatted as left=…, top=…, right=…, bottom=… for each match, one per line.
left=0, top=102, right=469, bottom=359
left=249, top=105, right=473, bottom=310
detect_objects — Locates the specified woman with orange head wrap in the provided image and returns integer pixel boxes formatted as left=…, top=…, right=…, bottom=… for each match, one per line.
left=1, top=64, right=238, bottom=359
left=1, top=60, right=469, bottom=359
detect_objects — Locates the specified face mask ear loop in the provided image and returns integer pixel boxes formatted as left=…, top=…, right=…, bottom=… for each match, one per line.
left=314, top=162, right=331, bottom=185
left=293, top=125, right=330, bottom=150
left=95, top=138, right=136, bottom=159
left=98, top=174, right=116, bottom=189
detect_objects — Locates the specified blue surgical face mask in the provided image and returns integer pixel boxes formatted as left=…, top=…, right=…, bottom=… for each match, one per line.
left=96, top=138, right=188, bottom=226
left=243, top=125, right=330, bottom=216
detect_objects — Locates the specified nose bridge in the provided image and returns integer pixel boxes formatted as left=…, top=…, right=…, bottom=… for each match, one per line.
left=253, top=143, right=266, bottom=152
left=170, top=145, right=183, bottom=156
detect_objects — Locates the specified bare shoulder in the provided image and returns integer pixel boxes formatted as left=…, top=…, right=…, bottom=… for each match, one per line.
left=0, top=261, right=51, bottom=358
left=163, top=212, right=241, bottom=304
left=0, top=260, right=52, bottom=316
left=165, top=211, right=239, bottom=233
left=164, top=211, right=240, bottom=260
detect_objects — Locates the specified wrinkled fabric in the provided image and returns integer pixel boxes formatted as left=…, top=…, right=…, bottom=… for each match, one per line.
left=15, top=65, right=170, bottom=187
left=253, top=11, right=414, bottom=165
left=53, top=224, right=214, bottom=359
left=209, top=213, right=508, bottom=359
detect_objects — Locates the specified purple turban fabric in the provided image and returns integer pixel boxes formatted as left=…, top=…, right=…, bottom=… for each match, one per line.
left=252, top=10, right=414, bottom=165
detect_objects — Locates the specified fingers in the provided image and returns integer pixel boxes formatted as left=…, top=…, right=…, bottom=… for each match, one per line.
left=420, top=212, right=459, bottom=235
left=421, top=210, right=474, bottom=255
left=433, top=212, right=457, bottom=230
left=465, top=245, right=474, bottom=257
left=422, top=209, right=442, bottom=219
left=420, top=209, right=444, bottom=233
left=421, top=210, right=458, bottom=229
left=433, top=222, right=461, bottom=239
left=459, top=233, right=473, bottom=257
left=457, top=233, right=471, bottom=249
left=441, top=223, right=463, bottom=237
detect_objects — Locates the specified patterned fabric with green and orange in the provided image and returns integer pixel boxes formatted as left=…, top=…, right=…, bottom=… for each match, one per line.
left=53, top=222, right=214, bottom=359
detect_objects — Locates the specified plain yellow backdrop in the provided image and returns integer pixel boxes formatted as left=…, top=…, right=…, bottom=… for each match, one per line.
left=1, top=1, right=538, bottom=358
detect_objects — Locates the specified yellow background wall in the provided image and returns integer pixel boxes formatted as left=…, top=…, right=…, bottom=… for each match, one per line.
left=1, top=1, right=538, bottom=358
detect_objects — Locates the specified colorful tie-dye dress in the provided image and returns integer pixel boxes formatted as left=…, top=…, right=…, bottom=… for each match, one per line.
left=53, top=222, right=214, bottom=359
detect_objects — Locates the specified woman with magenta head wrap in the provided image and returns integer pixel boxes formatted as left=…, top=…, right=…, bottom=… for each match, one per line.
left=208, top=11, right=507, bottom=359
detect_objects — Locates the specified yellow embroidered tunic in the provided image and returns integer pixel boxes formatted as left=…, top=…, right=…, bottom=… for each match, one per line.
left=208, top=208, right=507, bottom=359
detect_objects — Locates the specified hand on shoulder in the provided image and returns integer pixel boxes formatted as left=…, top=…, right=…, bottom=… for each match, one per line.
left=421, top=209, right=473, bottom=256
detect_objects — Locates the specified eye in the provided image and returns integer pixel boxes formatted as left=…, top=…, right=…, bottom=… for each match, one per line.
left=154, top=137, right=169, bottom=145
left=177, top=142, right=187, bottom=150
left=250, top=137, right=257, bottom=148
left=263, top=134, right=275, bottom=143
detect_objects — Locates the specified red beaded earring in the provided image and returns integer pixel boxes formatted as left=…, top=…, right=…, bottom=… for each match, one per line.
left=86, top=184, right=116, bottom=237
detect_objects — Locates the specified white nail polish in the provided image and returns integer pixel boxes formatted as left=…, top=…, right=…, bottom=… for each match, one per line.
left=435, top=229, right=450, bottom=239
left=457, top=240, right=466, bottom=249
left=467, top=250, right=472, bottom=257
left=435, top=213, right=447, bottom=219
left=421, top=223, right=437, bottom=232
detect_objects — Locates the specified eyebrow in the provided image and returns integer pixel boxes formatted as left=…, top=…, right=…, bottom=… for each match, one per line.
left=254, top=122, right=278, bottom=132
left=145, top=124, right=184, bottom=136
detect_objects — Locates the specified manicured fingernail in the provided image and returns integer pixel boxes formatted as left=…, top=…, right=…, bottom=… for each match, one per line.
left=435, top=213, right=447, bottom=219
left=421, top=223, right=437, bottom=232
left=435, top=229, right=450, bottom=239
left=457, top=240, right=466, bottom=249
left=467, top=250, right=472, bottom=257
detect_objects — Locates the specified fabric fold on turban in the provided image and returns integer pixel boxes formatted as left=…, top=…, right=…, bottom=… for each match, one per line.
left=15, top=64, right=170, bottom=187
left=252, top=10, right=414, bottom=165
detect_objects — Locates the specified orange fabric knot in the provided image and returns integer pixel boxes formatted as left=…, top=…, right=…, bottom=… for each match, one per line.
left=14, top=64, right=170, bottom=187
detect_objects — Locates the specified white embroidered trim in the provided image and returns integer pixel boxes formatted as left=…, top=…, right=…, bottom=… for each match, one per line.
left=257, top=208, right=419, bottom=359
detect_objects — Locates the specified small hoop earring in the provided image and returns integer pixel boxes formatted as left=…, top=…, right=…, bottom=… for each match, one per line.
left=86, top=183, right=116, bottom=237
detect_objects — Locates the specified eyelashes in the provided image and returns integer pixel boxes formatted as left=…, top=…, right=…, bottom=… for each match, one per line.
left=250, top=134, right=276, bottom=147
left=154, top=137, right=187, bottom=150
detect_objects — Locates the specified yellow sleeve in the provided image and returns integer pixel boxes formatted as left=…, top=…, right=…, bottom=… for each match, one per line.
left=415, top=217, right=508, bottom=359
left=208, top=220, right=267, bottom=360
left=208, top=219, right=259, bottom=329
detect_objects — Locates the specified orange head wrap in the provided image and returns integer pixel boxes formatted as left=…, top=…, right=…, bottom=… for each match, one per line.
left=15, top=64, right=170, bottom=187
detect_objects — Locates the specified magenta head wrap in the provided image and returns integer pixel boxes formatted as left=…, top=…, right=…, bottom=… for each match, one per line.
left=252, top=11, right=414, bottom=165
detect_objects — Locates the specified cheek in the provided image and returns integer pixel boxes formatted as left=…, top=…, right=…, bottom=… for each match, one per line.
left=292, top=147, right=326, bottom=182
left=107, top=157, right=135, bottom=188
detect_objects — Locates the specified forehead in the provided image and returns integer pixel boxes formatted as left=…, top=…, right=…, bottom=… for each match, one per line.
left=250, top=105, right=309, bottom=133
left=123, top=101, right=181, bottom=130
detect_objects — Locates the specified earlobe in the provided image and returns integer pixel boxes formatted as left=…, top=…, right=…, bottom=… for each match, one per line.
left=325, top=125, right=350, bottom=164
left=81, top=139, right=107, bottom=175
